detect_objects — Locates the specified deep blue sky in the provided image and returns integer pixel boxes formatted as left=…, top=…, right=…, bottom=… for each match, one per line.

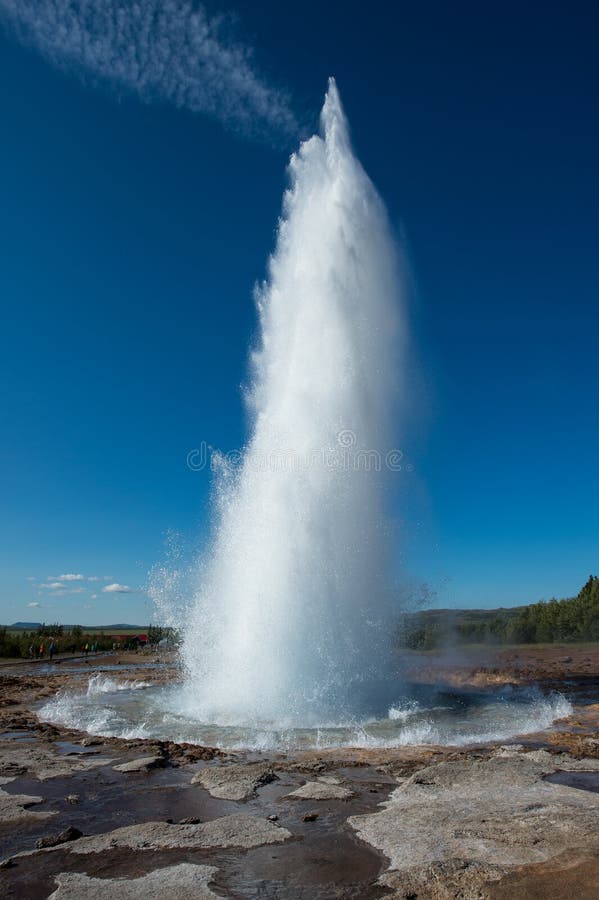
left=1, top=1, right=598, bottom=624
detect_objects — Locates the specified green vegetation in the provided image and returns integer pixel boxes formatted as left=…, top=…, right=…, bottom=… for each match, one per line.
left=398, top=576, right=599, bottom=650
left=0, top=624, right=179, bottom=659
left=3, top=578, right=598, bottom=657
left=0, top=625, right=112, bottom=659
left=147, top=624, right=171, bottom=644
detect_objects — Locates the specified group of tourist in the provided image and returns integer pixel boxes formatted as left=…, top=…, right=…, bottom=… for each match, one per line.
left=28, top=641, right=56, bottom=660
left=28, top=641, right=101, bottom=660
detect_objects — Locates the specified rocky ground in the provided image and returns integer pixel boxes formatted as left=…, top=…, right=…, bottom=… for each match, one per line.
left=0, top=646, right=598, bottom=898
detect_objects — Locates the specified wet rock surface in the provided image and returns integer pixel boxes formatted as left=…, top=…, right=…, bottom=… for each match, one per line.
left=0, top=744, right=116, bottom=781
left=349, top=748, right=599, bottom=896
left=0, top=749, right=392, bottom=898
left=113, top=755, right=166, bottom=773
left=191, top=762, right=277, bottom=800
left=36, top=826, right=83, bottom=849
left=53, top=814, right=292, bottom=854
left=0, top=648, right=599, bottom=897
left=0, top=783, right=55, bottom=824
left=48, top=862, right=221, bottom=899
left=287, top=780, right=354, bottom=800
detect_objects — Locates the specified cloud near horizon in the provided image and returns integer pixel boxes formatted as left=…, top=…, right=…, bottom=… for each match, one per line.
left=39, top=586, right=86, bottom=597
left=102, top=582, right=133, bottom=593
left=29, top=573, right=102, bottom=586
left=0, top=0, right=297, bottom=142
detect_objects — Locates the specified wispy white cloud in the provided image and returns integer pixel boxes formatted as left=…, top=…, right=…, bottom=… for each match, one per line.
left=90, top=594, right=98, bottom=600
left=103, top=582, right=133, bottom=593
left=26, top=576, right=36, bottom=581
left=38, top=581, right=86, bottom=596
left=0, top=0, right=296, bottom=141
left=36, top=572, right=98, bottom=588
left=27, top=601, right=42, bottom=608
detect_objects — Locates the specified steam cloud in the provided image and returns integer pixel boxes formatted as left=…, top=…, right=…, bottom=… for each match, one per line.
left=0, top=0, right=297, bottom=141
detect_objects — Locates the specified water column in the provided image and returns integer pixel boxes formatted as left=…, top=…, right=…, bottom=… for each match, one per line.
left=182, top=80, right=403, bottom=726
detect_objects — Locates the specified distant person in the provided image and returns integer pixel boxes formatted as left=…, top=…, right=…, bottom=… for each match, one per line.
left=49, top=641, right=55, bottom=661
left=84, top=643, right=89, bottom=657
left=28, top=644, right=34, bottom=659
left=39, top=643, right=45, bottom=659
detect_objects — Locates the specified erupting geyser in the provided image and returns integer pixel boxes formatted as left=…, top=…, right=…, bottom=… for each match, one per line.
left=182, top=80, right=402, bottom=726
left=35, top=82, right=576, bottom=752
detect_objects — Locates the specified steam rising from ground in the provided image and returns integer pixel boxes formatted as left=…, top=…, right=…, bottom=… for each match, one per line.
left=178, top=80, right=403, bottom=726
left=0, top=0, right=296, bottom=140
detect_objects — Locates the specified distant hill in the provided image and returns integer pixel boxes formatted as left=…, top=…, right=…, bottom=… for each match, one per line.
left=9, top=621, right=42, bottom=630
left=398, top=576, right=599, bottom=648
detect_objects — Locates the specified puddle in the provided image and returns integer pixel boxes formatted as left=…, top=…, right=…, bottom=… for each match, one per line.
left=54, top=741, right=101, bottom=756
left=0, top=732, right=36, bottom=743
left=0, top=760, right=392, bottom=899
left=545, top=770, right=599, bottom=793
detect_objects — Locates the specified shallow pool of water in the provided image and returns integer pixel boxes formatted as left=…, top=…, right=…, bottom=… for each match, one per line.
left=37, top=674, right=574, bottom=751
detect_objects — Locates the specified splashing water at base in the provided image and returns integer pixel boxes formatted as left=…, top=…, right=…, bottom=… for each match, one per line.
left=86, top=674, right=151, bottom=695
left=38, top=677, right=573, bottom=751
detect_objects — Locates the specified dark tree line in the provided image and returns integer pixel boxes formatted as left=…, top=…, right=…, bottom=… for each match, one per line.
left=0, top=624, right=113, bottom=658
left=0, top=623, right=180, bottom=658
left=397, top=576, right=599, bottom=649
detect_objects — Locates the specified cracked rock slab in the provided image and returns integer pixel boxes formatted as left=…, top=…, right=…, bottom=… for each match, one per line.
left=64, top=814, right=292, bottom=854
left=49, top=863, right=220, bottom=899
left=287, top=781, right=354, bottom=801
left=113, top=756, right=165, bottom=773
left=191, top=763, right=277, bottom=800
left=382, top=858, right=505, bottom=899
left=492, top=747, right=599, bottom=770
left=349, top=750, right=599, bottom=891
left=0, top=786, right=55, bottom=824
left=0, top=746, right=114, bottom=781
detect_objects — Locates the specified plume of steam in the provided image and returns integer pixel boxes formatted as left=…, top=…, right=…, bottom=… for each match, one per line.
left=0, top=0, right=297, bottom=141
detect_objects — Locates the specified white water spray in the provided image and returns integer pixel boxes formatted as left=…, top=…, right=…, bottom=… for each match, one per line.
left=33, top=82, right=575, bottom=751
left=182, top=80, right=403, bottom=725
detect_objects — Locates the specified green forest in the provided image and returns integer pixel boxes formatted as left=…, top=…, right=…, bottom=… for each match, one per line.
left=398, top=575, right=599, bottom=649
